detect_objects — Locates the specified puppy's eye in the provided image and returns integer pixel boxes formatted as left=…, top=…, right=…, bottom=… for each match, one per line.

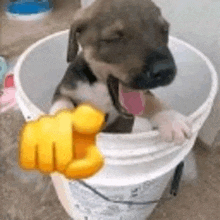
left=161, top=27, right=169, bottom=35
left=161, top=23, right=169, bottom=35
left=116, top=30, right=125, bottom=38
left=76, top=24, right=87, bottom=34
left=100, top=31, right=125, bottom=44
left=161, top=27, right=169, bottom=43
left=101, top=38, right=120, bottom=44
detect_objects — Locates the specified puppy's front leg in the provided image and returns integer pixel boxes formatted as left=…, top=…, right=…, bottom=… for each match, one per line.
left=50, top=97, right=74, bottom=115
left=142, top=92, right=192, bottom=145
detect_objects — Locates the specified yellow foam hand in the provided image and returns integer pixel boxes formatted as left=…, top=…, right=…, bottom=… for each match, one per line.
left=19, top=104, right=105, bottom=179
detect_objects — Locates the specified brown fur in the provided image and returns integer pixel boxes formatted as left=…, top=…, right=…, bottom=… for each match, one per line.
left=54, top=0, right=190, bottom=140
left=67, top=0, right=169, bottom=84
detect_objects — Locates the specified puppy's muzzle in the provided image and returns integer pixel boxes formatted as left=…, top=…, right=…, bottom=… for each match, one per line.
left=128, top=46, right=177, bottom=90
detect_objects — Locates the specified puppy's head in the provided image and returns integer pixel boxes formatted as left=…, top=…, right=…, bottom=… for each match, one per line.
left=67, top=0, right=176, bottom=90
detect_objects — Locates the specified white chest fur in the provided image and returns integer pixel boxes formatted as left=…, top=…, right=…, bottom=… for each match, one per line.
left=60, top=81, right=119, bottom=125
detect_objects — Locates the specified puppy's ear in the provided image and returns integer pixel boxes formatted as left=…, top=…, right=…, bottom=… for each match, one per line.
left=67, top=20, right=88, bottom=63
left=67, top=24, right=79, bottom=63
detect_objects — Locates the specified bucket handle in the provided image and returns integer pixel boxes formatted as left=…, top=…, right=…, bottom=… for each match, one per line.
left=77, top=161, right=184, bottom=206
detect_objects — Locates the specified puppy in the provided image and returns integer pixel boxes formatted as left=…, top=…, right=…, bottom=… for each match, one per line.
left=50, top=0, right=192, bottom=144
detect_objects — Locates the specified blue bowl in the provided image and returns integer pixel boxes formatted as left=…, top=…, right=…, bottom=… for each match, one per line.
left=6, top=0, right=53, bottom=15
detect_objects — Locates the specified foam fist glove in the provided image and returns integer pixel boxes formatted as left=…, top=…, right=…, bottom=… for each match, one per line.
left=19, top=104, right=105, bottom=179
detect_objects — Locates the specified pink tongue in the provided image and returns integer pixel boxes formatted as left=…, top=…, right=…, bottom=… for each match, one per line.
left=119, top=86, right=145, bottom=116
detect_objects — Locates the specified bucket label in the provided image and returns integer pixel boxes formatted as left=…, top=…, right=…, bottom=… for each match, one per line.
left=68, top=172, right=172, bottom=220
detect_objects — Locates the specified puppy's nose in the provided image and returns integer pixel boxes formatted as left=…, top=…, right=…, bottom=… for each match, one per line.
left=151, top=61, right=176, bottom=84
left=127, top=46, right=177, bottom=90
left=151, top=46, right=176, bottom=85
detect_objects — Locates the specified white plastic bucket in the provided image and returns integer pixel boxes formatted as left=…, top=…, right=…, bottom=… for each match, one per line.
left=14, top=30, right=218, bottom=220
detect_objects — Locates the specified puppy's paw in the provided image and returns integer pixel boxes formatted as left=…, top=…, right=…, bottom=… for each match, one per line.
left=151, top=110, right=192, bottom=145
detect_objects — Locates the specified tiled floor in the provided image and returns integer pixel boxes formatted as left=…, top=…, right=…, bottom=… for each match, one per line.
left=1, top=0, right=220, bottom=219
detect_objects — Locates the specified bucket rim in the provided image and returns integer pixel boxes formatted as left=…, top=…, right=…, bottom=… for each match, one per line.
left=14, top=30, right=218, bottom=139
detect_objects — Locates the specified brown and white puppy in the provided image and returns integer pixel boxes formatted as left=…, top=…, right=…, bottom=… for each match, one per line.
left=50, top=0, right=192, bottom=144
